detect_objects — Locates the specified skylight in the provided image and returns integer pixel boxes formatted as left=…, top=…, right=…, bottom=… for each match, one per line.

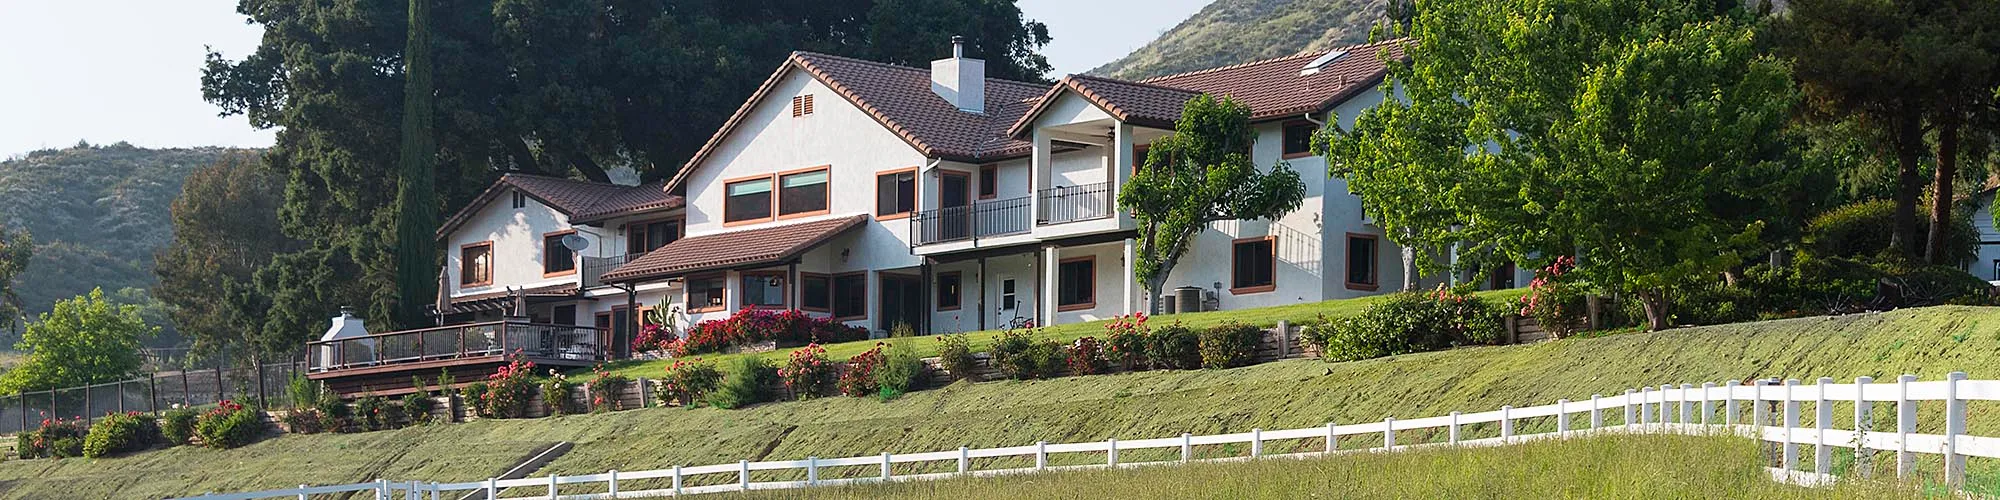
left=1299, top=50, right=1349, bottom=76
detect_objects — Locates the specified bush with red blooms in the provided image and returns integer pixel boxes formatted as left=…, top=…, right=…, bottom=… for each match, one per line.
left=838, top=344, right=887, bottom=397
left=585, top=364, right=629, bottom=413
left=1068, top=336, right=1107, bottom=375
left=778, top=343, right=835, bottom=400
left=657, top=358, right=722, bottom=407
left=1518, top=256, right=1587, bottom=338
left=16, top=413, right=87, bottom=459
left=634, top=323, right=678, bottom=352
left=477, top=353, right=536, bottom=418
left=1101, top=313, right=1149, bottom=370
left=674, top=308, right=869, bottom=356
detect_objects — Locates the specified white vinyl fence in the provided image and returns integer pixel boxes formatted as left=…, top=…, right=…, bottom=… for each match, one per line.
left=182, top=371, right=1998, bottom=499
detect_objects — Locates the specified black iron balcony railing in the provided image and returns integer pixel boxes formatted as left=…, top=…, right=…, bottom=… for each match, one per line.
left=307, top=321, right=604, bottom=373
left=582, top=253, right=638, bottom=288
left=1037, top=182, right=1112, bottom=225
left=911, top=195, right=1033, bottom=246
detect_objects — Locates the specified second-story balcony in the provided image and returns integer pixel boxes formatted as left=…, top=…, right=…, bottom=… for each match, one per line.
left=911, top=195, right=1033, bottom=246
left=1037, top=182, right=1112, bottom=225
left=582, top=253, right=637, bottom=288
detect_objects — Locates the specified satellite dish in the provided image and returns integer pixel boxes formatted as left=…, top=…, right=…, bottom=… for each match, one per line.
left=560, top=234, right=591, bottom=252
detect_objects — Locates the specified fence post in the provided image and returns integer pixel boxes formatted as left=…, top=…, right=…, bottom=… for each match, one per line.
left=1725, top=380, right=1740, bottom=427
left=1183, top=432, right=1194, bottom=462
left=637, top=378, right=651, bottom=408
left=485, top=477, right=496, bottom=499
left=1701, top=383, right=1715, bottom=425
left=376, top=479, right=388, bottom=500
left=882, top=452, right=893, bottom=479
left=1639, top=387, right=1651, bottom=427
left=608, top=469, right=619, bottom=497
left=257, top=360, right=268, bottom=410
left=149, top=373, right=159, bottom=416
left=1383, top=417, right=1396, bottom=450
left=1591, top=395, right=1602, bottom=429
left=1623, top=389, right=1636, bottom=430
left=1251, top=428, right=1262, bottom=457
left=1500, top=406, right=1513, bottom=441
left=215, top=365, right=225, bottom=404
left=1680, top=383, right=1693, bottom=425
left=1275, top=320, right=1290, bottom=359
left=1107, top=438, right=1118, bottom=466
left=547, top=473, right=558, bottom=498
left=1782, top=378, right=1800, bottom=471
left=739, top=459, right=750, bottom=490
left=1449, top=412, right=1461, bottom=444
left=673, top=465, right=683, bottom=495
left=1815, top=377, right=1833, bottom=475
left=1855, top=376, right=1873, bottom=479
left=1946, top=371, right=1968, bottom=489
left=297, top=484, right=307, bottom=500
left=1660, top=384, right=1675, bottom=425
left=1897, top=374, right=1916, bottom=480
left=807, top=457, right=818, bottom=486
left=959, top=446, right=971, bottom=473
left=1035, top=441, right=1047, bottom=470
left=1556, top=400, right=1569, bottom=437
left=118, top=382, right=127, bottom=413
left=180, top=369, right=189, bottom=406
left=84, top=384, right=91, bottom=420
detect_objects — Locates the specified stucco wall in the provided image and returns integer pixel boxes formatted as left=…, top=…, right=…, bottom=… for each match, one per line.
left=446, top=191, right=588, bottom=298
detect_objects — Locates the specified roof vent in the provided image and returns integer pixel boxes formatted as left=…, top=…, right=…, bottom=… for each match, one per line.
left=1299, top=50, right=1349, bottom=76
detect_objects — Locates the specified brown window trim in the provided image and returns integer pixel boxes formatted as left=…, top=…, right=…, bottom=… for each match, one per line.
left=541, top=230, right=579, bottom=278
left=776, top=165, right=833, bottom=220
left=685, top=273, right=728, bottom=313
left=738, top=270, right=790, bottom=309
left=832, top=271, right=869, bottom=321
left=1344, top=232, right=1380, bottom=291
left=625, top=216, right=685, bottom=255
left=722, top=174, right=776, bottom=227
left=874, top=167, right=919, bottom=221
left=936, top=271, right=962, bottom=311
left=799, top=272, right=832, bottom=312
left=1132, top=144, right=1150, bottom=174
left=1281, top=120, right=1318, bottom=160
left=977, top=164, right=998, bottom=200
left=459, top=241, right=494, bottom=287
left=1056, top=256, right=1096, bottom=312
left=1229, top=236, right=1277, bottom=295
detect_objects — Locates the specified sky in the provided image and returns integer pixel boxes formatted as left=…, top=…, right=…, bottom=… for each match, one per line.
left=0, top=0, right=1211, bottom=159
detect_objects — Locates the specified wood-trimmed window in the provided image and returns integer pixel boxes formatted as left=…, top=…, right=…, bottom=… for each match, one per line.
left=626, top=218, right=682, bottom=256
left=1230, top=236, right=1276, bottom=294
left=875, top=168, right=917, bottom=219
left=777, top=166, right=831, bottom=218
left=800, top=273, right=832, bottom=312
left=936, top=271, right=962, bottom=311
left=1132, top=144, right=1150, bottom=173
left=977, top=165, right=997, bottom=199
left=1345, top=233, right=1379, bottom=291
left=686, top=274, right=727, bottom=312
left=724, top=175, right=775, bottom=225
left=511, top=191, right=527, bottom=209
left=542, top=230, right=578, bottom=277
left=1282, top=121, right=1316, bottom=159
left=459, top=241, right=493, bottom=287
left=832, top=272, right=868, bottom=320
left=551, top=304, right=577, bottom=326
left=739, top=271, right=788, bottom=309
left=791, top=94, right=815, bottom=117
left=1056, top=256, right=1095, bottom=312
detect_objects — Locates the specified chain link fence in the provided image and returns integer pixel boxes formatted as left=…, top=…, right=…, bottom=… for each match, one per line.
left=0, top=360, right=305, bottom=435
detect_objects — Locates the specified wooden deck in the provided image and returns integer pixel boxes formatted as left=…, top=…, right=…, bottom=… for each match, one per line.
left=308, top=321, right=605, bottom=397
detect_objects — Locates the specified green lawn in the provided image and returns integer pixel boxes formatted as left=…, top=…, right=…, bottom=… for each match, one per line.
left=3, top=305, right=1998, bottom=498
left=597, top=288, right=1529, bottom=379
left=720, top=434, right=1911, bottom=499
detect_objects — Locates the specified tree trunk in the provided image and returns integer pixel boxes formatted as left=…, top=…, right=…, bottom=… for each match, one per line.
left=1400, top=231, right=1418, bottom=291
left=1890, top=113, right=1924, bottom=259
left=1926, top=118, right=1960, bottom=265
left=560, top=148, right=613, bottom=183
left=1145, top=274, right=1168, bottom=316
left=1722, top=270, right=1740, bottom=287
left=1637, top=288, right=1671, bottom=331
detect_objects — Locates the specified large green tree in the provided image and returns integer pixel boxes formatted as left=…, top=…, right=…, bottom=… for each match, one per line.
left=154, top=152, right=299, bottom=360
left=393, top=0, right=439, bottom=325
left=0, top=288, right=155, bottom=394
left=0, top=227, right=29, bottom=333
left=1319, top=0, right=1797, bottom=330
left=202, top=0, right=1052, bottom=330
left=1120, top=95, right=1306, bottom=315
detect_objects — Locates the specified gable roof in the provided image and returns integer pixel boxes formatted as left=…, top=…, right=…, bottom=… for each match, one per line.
left=599, top=215, right=868, bottom=282
left=436, top=174, right=683, bottom=240
left=1143, top=39, right=1407, bottom=121
left=1004, top=75, right=1199, bottom=138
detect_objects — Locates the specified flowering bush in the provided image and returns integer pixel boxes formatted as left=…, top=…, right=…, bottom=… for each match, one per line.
left=839, top=344, right=887, bottom=397
left=634, top=323, right=679, bottom=353
left=1067, top=336, right=1107, bottom=375
left=354, top=395, right=387, bottom=431
left=17, top=414, right=87, bottom=459
left=676, top=308, right=870, bottom=356
left=991, top=327, right=1066, bottom=380
left=83, top=411, right=162, bottom=458
left=1519, top=256, right=1587, bottom=338
left=936, top=333, right=978, bottom=382
left=659, top=358, right=723, bottom=407
left=585, top=364, right=630, bottom=413
left=779, top=344, right=835, bottom=400
left=1102, top=313, right=1149, bottom=370
left=194, top=400, right=264, bottom=449
left=476, top=353, right=537, bottom=418
left=540, top=369, right=577, bottom=416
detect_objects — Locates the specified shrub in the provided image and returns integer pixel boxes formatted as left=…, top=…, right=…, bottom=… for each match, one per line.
left=1879, top=262, right=1993, bottom=307
left=316, top=393, right=354, bottom=432
left=1144, top=323, right=1201, bottom=370
left=1067, top=336, right=1107, bottom=376
left=585, top=364, right=629, bottom=413
left=676, top=309, right=870, bottom=355
left=459, top=382, right=489, bottom=417
left=18, top=416, right=87, bottom=459
left=634, top=322, right=678, bottom=353
left=1804, top=199, right=1977, bottom=263
left=874, top=342, right=927, bottom=401
left=280, top=407, right=326, bottom=434
left=48, top=437, right=83, bottom=459
left=160, top=408, right=198, bottom=446
left=779, top=344, right=835, bottom=400
left=286, top=373, right=322, bottom=411
left=1101, top=314, right=1149, bottom=370
left=839, top=344, right=887, bottom=397
left=709, top=356, right=775, bottom=409
left=193, top=400, right=264, bottom=449
left=353, top=395, right=386, bottom=431
left=1198, top=322, right=1261, bottom=369
left=936, top=333, right=979, bottom=382
left=1518, top=257, right=1587, bottom=338
left=659, top=358, right=722, bottom=407
left=83, top=412, right=161, bottom=458
left=991, top=328, right=1065, bottom=380
left=540, top=370, right=576, bottom=417
left=476, top=354, right=536, bottom=418
left=402, top=376, right=438, bottom=426
left=1740, top=256, right=1880, bottom=316
left=1306, top=288, right=1505, bottom=362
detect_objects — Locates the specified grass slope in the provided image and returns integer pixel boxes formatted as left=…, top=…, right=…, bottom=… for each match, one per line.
left=723, top=434, right=1908, bottom=499
left=5, top=306, right=1999, bottom=498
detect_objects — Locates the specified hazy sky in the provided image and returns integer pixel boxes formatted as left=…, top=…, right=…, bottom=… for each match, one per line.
left=0, top=0, right=1210, bottom=158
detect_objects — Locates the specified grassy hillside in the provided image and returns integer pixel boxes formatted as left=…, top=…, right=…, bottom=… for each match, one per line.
left=4, top=306, right=1999, bottom=498
left=0, top=143, right=247, bottom=320
left=1089, top=0, right=1390, bottom=80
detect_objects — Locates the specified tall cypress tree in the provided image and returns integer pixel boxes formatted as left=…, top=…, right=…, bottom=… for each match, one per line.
left=392, top=0, right=437, bottom=326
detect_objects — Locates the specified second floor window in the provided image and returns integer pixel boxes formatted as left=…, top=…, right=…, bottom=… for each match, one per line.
left=627, top=219, right=681, bottom=256
left=725, top=177, right=773, bottom=224
left=778, top=168, right=830, bottom=217
left=460, top=242, right=493, bottom=286
left=543, top=231, right=577, bottom=276
left=1282, top=121, right=1315, bottom=159
left=876, top=169, right=916, bottom=218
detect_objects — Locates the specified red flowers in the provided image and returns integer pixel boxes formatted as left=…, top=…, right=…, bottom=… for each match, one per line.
left=838, top=343, right=888, bottom=397
left=677, top=308, right=868, bottom=356
left=779, top=343, right=835, bottom=399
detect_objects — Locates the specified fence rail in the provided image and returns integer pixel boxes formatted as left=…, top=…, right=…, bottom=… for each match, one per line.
left=179, top=372, right=1998, bottom=499
left=0, top=361, right=304, bottom=436
left=308, top=321, right=604, bottom=373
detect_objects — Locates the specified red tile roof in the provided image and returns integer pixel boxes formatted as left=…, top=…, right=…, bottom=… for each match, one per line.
left=437, top=174, right=683, bottom=239
left=598, top=215, right=868, bottom=282
left=1144, top=39, right=1407, bottom=121
left=1004, top=75, right=1200, bottom=138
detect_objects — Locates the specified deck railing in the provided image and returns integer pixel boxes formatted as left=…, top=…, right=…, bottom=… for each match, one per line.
left=307, top=321, right=604, bottom=373
left=910, top=195, right=1033, bottom=246
left=1037, top=182, right=1112, bottom=225
left=179, top=372, right=1999, bottom=499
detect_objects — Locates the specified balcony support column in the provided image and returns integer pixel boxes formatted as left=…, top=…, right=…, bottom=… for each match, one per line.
left=1122, top=238, right=1137, bottom=314
left=1031, top=129, right=1052, bottom=225
left=1111, top=121, right=1134, bottom=228
left=1042, top=245, right=1060, bottom=327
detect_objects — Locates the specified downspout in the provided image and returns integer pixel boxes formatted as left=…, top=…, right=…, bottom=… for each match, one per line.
left=1302, top=112, right=1325, bottom=127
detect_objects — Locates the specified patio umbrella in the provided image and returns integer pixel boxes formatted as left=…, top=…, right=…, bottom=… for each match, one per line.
left=435, top=267, right=451, bottom=325
left=512, top=286, right=528, bottom=317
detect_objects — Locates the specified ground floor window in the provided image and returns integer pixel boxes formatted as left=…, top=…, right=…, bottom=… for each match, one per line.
left=551, top=304, right=576, bottom=325
left=801, top=274, right=831, bottom=312
left=1231, top=237, right=1276, bottom=294
left=1345, top=233, right=1378, bottom=291
left=1057, top=257, right=1095, bottom=311
left=740, top=272, right=787, bottom=308
left=936, top=271, right=962, bottom=311
left=832, top=273, right=868, bottom=320
left=687, top=274, right=726, bottom=312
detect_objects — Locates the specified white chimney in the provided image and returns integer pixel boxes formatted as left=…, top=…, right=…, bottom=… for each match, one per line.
left=930, top=35, right=986, bottom=114
left=318, top=307, right=373, bottom=368
left=319, top=307, right=369, bottom=341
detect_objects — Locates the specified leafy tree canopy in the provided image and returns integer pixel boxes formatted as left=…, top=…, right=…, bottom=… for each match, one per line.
left=0, top=288, right=156, bottom=394
left=154, top=152, right=299, bottom=360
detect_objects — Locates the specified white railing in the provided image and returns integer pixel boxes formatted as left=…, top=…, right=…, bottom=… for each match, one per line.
left=180, top=372, right=1996, bottom=499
